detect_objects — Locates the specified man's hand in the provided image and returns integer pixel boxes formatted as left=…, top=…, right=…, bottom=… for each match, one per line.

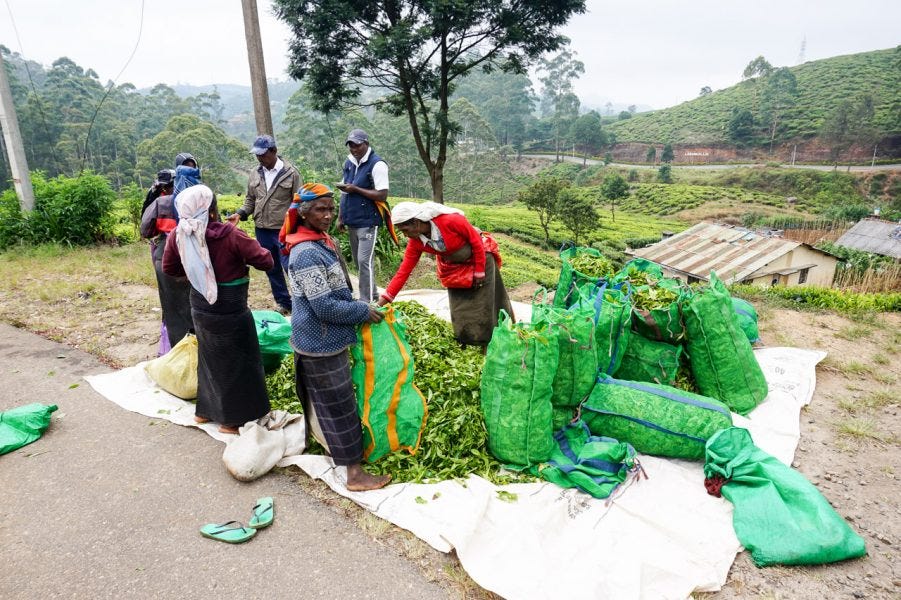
left=336, top=222, right=347, bottom=234
left=376, top=296, right=389, bottom=307
left=366, top=306, right=385, bottom=323
left=473, top=274, right=486, bottom=288
left=226, top=213, right=241, bottom=226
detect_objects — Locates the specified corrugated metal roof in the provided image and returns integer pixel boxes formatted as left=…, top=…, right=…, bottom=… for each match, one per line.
left=835, top=219, right=901, bottom=259
left=632, top=222, right=811, bottom=283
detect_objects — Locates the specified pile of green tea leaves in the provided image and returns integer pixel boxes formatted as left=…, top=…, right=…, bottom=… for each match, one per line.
left=371, top=301, right=533, bottom=484
left=569, top=254, right=614, bottom=279
left=632, top=285, right=680, bottom=311
left=265, top=300, right=534, bottom=485
left=615, top=265, right=658, bottom=287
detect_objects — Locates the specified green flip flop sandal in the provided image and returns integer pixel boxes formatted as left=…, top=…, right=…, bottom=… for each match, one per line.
left=249, top=497, right=274, bottom=529
left=200, top=521, right=257, bottom=544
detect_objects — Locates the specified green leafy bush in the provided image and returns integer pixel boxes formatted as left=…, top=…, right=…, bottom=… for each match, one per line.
left=0, top=172, right=116, bottom=249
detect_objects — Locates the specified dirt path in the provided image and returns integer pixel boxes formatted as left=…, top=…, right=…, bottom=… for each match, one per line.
left=1, top=269, right=898, bottom=598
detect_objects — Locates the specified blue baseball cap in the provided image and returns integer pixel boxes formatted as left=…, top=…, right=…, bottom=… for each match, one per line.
left=250, top=135, right=277, bottom=155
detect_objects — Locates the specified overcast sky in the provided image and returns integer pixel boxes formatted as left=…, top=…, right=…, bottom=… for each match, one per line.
left=2, top=0, right=899, bottom=110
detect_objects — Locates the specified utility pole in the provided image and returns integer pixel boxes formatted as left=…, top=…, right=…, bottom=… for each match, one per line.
left=871, top=144, right=877, bottom=168
left=0, top=51, right=34, bottom=211
left=241, top=0, right=273, bottom=136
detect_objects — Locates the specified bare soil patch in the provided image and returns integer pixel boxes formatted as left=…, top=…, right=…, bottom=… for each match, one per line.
left=1, top=259, right=898, bottom=598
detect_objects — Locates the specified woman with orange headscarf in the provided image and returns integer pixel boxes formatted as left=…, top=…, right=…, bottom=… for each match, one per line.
left=280, top=183, right=390, bottom=492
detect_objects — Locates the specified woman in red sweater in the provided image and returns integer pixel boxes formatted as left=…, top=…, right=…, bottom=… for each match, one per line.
left=378, top=201, right=513, bottom=348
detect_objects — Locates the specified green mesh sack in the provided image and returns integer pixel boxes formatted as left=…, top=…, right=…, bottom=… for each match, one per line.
left=731, top=297, right=760, bottom=343
left=553, top=246, right=613, bottom=308
left=613, top=334, right=682, bottom=386
left=480, top=310, right=558, bottom=466
left=552, top=406, right=577, bottom=431
left=582, top=282, right=632, bottom=376
left=705, top=428, right=866, bottom=566
left=253, top=310, right=292, bottom=373
left=611, top=258, right=664, bottom=286
left=0, top=403, right=58, bottom=455
left=581, top=374, right=732, bottom=460
left=532, top=291, right=598, bottom=413
left=682, top=273, right=768, bottom=415
left=530, top=421, right=645, bottom=499
left=351, top=306, right=428, bottom=463
left=631, top=278, right=685, bottom=344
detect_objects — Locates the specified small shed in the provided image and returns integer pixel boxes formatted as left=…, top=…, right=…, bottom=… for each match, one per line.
left=834, top=218, right=901, bottom=260
left=630, top=222, right=838, bottom=286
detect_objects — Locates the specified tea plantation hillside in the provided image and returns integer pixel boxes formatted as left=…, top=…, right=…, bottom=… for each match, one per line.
left=607, top=47, right=901, bottom=145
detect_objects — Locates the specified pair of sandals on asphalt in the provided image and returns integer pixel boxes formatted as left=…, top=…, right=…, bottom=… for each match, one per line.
left=200, top=496, right=274, bottom=544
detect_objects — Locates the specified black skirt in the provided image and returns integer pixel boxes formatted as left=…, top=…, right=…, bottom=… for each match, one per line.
left=447, top=253, right=513, bottom=346
left=191, top=283, right=270, bottom=426
left=152, top=238, right=193, bottom=347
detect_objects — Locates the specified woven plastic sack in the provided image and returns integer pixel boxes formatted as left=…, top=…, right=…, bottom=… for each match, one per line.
left=582, top=282, right=632, bottom=376
left=731, top=297, right=760, bottom=343
left=704, top=427, right=866, bottom=566
left=581, top=374, right=732, bottom=460
left=351, top=305, right=428, bottom=463
left=0, top=403, right=58, bottom=455
left=682, top=273, right=768, bottom=415
left=631, top=278, right=685, bottom=344
left=532, top=290, right=598, bottom=415
left=144, top=333, right=198, bottom=399
left=530, top=420, right=645, bottom=499
left=481, top=310, right=558, bottom=466
left=553, top=246, right=612, bottom=309
left=613, top=333, right=682, bottom=386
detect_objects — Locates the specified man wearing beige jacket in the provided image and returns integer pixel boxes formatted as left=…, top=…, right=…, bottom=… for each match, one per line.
left=228, top=134, right=302, bottom=315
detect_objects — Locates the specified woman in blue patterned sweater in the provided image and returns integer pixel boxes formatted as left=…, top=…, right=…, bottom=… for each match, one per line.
left=281, top=183, right=391, bottom=492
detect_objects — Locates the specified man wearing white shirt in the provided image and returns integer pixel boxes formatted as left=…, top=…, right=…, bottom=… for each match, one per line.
left=228, top=134, right=301, bottom=314
left=337, top=129, right=390, bottom=302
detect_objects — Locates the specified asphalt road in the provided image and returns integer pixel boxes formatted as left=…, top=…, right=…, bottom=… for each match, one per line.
left=0, top=324, right=448, bottom=600
left=527, top=153, right=901, bottom=171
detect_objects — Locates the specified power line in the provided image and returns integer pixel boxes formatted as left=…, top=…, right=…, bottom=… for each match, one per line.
left=80, top=0, right=146, bottom=173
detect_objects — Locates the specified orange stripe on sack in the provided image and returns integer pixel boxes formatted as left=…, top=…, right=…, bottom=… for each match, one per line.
left=360, top=324, right=376, bottom=460
left=384, top=309, right=405, bottom=451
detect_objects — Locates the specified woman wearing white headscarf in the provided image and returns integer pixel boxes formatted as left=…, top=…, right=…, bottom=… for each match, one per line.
left=378, top=201, right=513, bottom=348
left=162, top=185, right=274, bottom=434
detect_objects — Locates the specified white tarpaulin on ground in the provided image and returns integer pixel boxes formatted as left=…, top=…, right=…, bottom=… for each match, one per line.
left=85, top=291, right=825, bottom=600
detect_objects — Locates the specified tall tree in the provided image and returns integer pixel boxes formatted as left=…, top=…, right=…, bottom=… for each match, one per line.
left=760, top=67, right=798, bottom=153
left=537, top=41, right=584, bottom=161
left=821, top=94, right=878, bottom=170
left=274, top=0, right=586, bottom=203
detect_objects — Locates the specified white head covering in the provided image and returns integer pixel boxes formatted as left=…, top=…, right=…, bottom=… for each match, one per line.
left=174, top=185, right=218, bottom=305
left=390, top=201, right=464, bottom=225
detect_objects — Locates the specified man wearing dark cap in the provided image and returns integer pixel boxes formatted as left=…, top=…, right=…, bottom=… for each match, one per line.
left=337, top=128, right=391, bottom=302
left=227, top=134, right=302, bottom=315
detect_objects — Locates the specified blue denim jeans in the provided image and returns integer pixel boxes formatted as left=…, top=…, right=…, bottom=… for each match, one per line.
left=254, top=227, right=291, bottom=309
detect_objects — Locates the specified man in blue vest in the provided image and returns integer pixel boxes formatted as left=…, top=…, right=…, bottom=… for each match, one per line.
left=337, top=128, right=390, bottom=303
